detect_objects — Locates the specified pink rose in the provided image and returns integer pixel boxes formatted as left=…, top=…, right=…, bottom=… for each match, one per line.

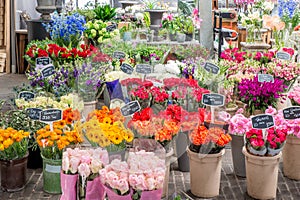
left=69, top=156, right=81, bottom=174
left=62, top=153, right=70, bottom=173
left=265, top=106, right=277, bottom=115
left=78, top=163, right=91, bottom=178
left=90, top=158, right=103, bottom=174
left=81, top=155, right=91, bottom=164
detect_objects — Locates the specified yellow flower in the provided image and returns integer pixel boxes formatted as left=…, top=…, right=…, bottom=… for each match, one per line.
left=111, top=132, right=123, bottom=145
left=3, top=138, right=13, bottom=148
left=0, top=143, right=4, bottom=151
left=124, top=131, right=134, bottom=143
left=103, top=117, right=112, bottom=124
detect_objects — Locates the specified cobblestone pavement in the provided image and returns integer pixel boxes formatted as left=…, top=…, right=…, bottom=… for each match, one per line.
left=0, top=73, right=300, bottom=200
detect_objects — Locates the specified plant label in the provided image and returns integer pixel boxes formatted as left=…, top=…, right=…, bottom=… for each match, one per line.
left=18, top=91, right=35, bottom=101
left=36, top=57, right=52, bottom=66
left=41, top=65, right=55, bottom=78
left=121, top=63, right=134, bottom=74
left=204, top=62, right=219, bottom=74
left=136, top=64, right=152, bottom=74
left=121, top=101, right=141, bottom=116
left=113, top=51, right=126, bottom=59
left=202, top=93, right=225, bottom=107
left=258, top=74, right=274, bottom=83
left=26, top=108, right=42, bottom=120
left=276, top=51, right=290, bottom=60
left=283, top=106, right=300, bottom=120
left=106, top=24, right=117, bottom=32
left=40, top=109, right=62, bottom=122
left=251, top=114, right=274, bottom=129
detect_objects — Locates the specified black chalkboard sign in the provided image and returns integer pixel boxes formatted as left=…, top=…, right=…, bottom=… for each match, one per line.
left=258, top=74, right=274, bottom=83
left=40, top=109, right=62, bottom=122
left=121, top=63, right=134, bottom=74
left=113, top=51, right=126, bottom=59
left=251, top=114, right=274, bottom=129
left=136, top=64, right=152, bottom=74
left=204, top=62, right=219, bottom=74
left=36, top=57, right=52, bottom=66
left=283, top=106, right=300, bottom=120
left=106, top=24, right=117, bottom=32
left=276, top=51, right=290, bottom=60
left=121, top=101, right=141, bottom=116
left=18, top=91, right=35, bottom=101
left=41, top=66, right=55, bottom=78
left=202, top=93, right=225, bottom=107
left=26, top=108, right=42, bottom=120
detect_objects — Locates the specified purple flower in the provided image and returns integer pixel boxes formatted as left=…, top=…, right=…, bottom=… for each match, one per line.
left=86, top=79, right=93, bottom=85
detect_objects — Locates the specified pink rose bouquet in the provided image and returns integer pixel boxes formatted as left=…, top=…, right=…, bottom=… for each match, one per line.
left=288, top=85, right=300, bottom=106
left=229, top=110, right=251, bottom=136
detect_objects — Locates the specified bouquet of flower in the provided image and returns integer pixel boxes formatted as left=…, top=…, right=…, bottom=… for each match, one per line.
left=36, top=109, right=83, bottom=160
left=44, top=12, right=86, bottom=47
left=245, top=128, right=266, bottom=152
left=128, top=150, right=165, bottom=199
left=229, top=109, right=251, bottom=136
left=238, top=75, right=287, bottom=115
left=100, top=159, right=131, bottom=196
left=0, top=127, right=30, bottom=160
left=288, top=85, right=300, bottom=106
left=84, top=20, right=120, bottom=44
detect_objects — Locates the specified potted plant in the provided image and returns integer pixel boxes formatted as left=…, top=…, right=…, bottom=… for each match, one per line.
left=93, top=4, right=116, bottom=22
left=182, top=16, right=194, bottom=41
left=161, top=13, right=179, bottom=41
left=141, top=0, right=167, bottom=26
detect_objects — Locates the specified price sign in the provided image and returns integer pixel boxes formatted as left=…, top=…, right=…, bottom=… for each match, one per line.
left=121, top=63, right=134, bottom=74
left=258, top=74, right=274, bottom=83
left=204, top=62, right=219, bottom=74
left=18, top=91, right=35, bottom=101
left=113, top=51, right=126, bottom=59
left=251, top=114, right=274, bottom=129
left=283, top=106, right=300, bottom=120
left=36, top=57, right=52, bottom=66
left=136, top=64, right=152, bottom=74
left=41, top=65, right=55, bottom=78
left=40, top=109, right=62, bottom=122
left=121, top=101, right=141, bottom=116
left=276, top=51, right=291, bottom=60
left=26, top=108, right=42, bottom=120
left=106, top=24, right=117, bottom=32
left=202, top=93, right=225, bottom=107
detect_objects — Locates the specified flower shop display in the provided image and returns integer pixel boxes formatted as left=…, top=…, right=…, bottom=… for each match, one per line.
left=0, top=127, right=30, bottom=191
left=100, top=159, right=132, bottom=200
left=128, top=150, right=165, bottom=200
left=229, top=109, right=250, bottom=177
left=61, top=148, right=109, bottom=200
left=36, top=114, right=83, bottom=194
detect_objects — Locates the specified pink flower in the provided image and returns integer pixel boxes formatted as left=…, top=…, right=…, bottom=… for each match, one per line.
left=62, top=152, right=70, bottom=173
left=69, top=156, right=81, bottom=174
left=78, top=163, right=91, bottom=178
left=81, top=155, right=91, bottom=164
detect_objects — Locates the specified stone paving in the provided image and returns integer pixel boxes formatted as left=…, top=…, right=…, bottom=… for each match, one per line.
left=0, top=73, right=300, bottom=200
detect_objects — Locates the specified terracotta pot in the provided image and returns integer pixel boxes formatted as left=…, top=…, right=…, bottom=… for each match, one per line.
left=243, top=147, right=281, bottom=199
left=283, top=135, right=300, bottom=180
left=0, top=153, right=28, bottom=192
left=187, top=148, right=225, bottom=198
left=230, top=134, right=246, bottom=177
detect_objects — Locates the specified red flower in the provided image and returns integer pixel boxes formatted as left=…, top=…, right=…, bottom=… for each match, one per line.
left=37, top=49, right=48, bottom=57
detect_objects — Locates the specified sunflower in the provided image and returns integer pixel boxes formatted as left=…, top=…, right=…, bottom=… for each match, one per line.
left=111, top=132, right=123, bottom=145
left=103, top=117, right=112, bottom=125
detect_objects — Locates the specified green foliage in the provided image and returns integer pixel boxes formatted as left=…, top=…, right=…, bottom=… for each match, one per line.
left=178, top=0, right=194, bottom=16
left=94, top=4, right=116, bottom=22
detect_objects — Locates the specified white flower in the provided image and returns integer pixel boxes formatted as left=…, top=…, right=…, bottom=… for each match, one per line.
left=135, top=12, right=144, bottom=21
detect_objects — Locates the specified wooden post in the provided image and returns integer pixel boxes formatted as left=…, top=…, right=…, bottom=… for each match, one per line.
left=5, top=0, right=10, bottom=73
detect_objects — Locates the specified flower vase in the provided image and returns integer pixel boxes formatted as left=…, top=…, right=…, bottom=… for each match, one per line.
left=187, top=148, right=225, bottom=198
left=243, top=147, right=281, bottom=199
left=176, top=33, right=186, bottom=43
left=162, top=148, right=173, bottom=198
left=60, top=172, right=78, bottom=200
left=107, top=148, right=126, bottom=163
left=41, top=155, right=62, bottom=194
left=104, top=185, right=132, bottom=200
left=185, top=33, right=193, bottom=41
left=283, top=135, right=300, bottom=180
left=82, top=101, right=97, bottom=120
left=230, top=134, right=246, bottom=177
left=175, top=131, right=190, bottom=172
left=145, top=9, right=166, bottom=26
left=246, top=25, right=255, bottom=43
left=140, top=188, right=163, bottom=200
left=85, top=176, right=106, bottom=200
left=105, top=79, right=124, bottom=102
left=0, top=153, right=28, bottom=192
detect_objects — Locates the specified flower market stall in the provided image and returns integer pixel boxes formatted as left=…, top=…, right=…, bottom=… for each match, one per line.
left=1, top=0, right=300, bottom=199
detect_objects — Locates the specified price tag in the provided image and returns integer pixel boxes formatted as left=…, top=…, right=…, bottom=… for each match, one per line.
left=41, top=65, right=55, bottom=78
left=113, top=51, right=126, bottom=59
left=204, top=62, right=219, bottom=74
left=40, top=109, right=62, bottom=122
left=251, top=114, right=274, bottom=129
left=18, top=91, right=35, bottom=101
left=136, top=64, right=152, bottom=74
left=36, top=57, right=52, bottom=66
left=258, top=74, right=274, bottom=83
left=121, top=101, right=141, bottom=116
left=283, top=106, right=300, bottom=120
left=26, top=108, right=42, bottom=120
left=106, top=24, right=117, bottom=32
left=202, top=93, right=225, bottom=107
left=276, top=51, right=291, bottom=60
left=121, top=63, right=134, bottom=74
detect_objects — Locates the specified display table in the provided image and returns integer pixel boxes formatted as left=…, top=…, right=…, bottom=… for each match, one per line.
left=15, top=29, right=28, bottom=74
